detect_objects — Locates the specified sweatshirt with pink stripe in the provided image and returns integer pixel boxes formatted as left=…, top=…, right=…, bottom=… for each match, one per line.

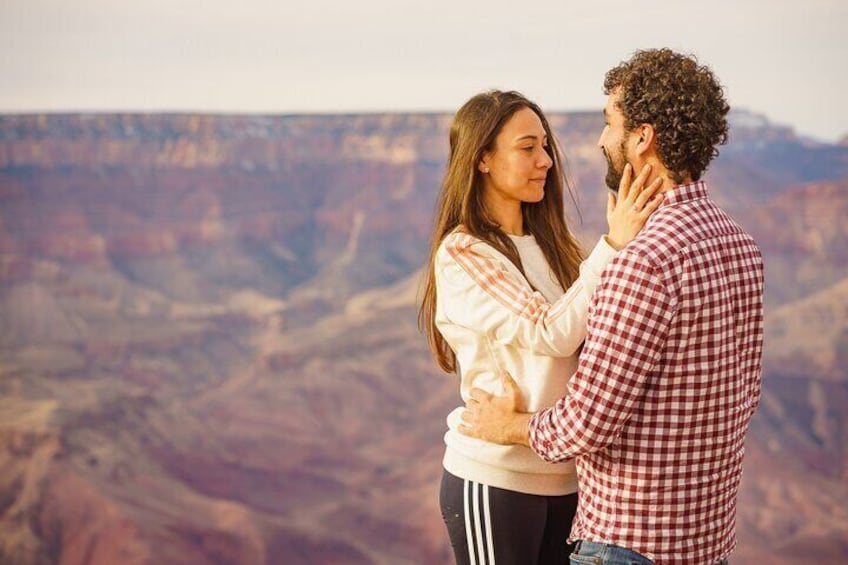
left=436, top=229, right=617, bottom=495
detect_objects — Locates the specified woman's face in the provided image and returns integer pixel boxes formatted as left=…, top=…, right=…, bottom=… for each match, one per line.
left=479, top=107, right=553, bottom=206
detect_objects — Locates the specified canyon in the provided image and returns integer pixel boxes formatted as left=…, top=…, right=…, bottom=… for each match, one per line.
left=1, top=111, right=846, bottom=564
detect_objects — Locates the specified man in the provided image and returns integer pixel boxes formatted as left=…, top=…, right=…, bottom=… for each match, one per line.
left=459, top=48, right=764, bottom=565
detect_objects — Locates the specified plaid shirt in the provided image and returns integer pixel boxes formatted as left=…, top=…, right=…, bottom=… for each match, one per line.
left=529, top=182, right=764, bottom=565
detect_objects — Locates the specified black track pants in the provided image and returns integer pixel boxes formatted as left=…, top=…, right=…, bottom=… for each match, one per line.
left=440, top=469, right=578, bottom=565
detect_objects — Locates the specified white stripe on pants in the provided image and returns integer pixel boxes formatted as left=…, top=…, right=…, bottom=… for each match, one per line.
left=464, top=479, right=495, bottom=565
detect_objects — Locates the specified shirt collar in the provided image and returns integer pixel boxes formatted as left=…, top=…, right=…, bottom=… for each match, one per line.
left=660, top=180, right=709, bottom=208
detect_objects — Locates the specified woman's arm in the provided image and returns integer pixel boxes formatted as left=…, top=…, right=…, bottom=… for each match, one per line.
left=436, top=233, right=615, bottom=357
left=436, top=163, right=663, bottom=357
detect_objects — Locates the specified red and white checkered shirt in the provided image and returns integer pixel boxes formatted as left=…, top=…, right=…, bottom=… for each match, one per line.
left=529, top=181, right=764, bottom=565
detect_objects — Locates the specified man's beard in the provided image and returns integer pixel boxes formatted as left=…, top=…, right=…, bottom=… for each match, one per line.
left=603, top=139, right=629, bottom=191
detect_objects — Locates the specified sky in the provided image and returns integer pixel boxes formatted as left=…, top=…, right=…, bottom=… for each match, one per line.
left=1, top=0, right=846, bottom=142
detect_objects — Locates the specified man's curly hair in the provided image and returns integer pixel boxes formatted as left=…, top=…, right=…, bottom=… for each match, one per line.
left=604, top=48, right=730, bottom=183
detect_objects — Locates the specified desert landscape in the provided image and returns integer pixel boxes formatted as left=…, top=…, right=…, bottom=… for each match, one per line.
left=1, top=110, right=846, bottom=564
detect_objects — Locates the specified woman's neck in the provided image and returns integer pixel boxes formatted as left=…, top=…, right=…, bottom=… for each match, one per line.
left=484, top=191, right=524, bottom=236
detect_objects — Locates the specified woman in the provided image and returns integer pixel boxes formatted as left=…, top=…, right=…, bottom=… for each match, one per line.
left=418, top=90, right=662, bottom=564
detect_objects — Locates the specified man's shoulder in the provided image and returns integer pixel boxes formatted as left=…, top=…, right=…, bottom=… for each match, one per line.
left=633, top=198, right=758, bottom=260
left=611, top=227, right=669, bottom=274
left=608, top=200, right=763, bottom=284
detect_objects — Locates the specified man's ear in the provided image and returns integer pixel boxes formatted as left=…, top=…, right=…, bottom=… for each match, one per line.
left=635, top=123, right=656, bottom=156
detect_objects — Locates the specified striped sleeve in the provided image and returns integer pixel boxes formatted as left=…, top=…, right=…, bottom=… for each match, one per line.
left=436, top=232, right=615, bottom=357
left=529, top=251, right=675, bottom=461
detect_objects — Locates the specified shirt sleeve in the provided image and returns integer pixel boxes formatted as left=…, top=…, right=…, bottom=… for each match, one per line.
left=436, top=232, right=616, bottom=357
left=529, top=251, right=676, bottom=462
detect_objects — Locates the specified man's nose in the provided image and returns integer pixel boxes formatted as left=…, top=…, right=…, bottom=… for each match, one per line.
left=597, top=126, right=608, bottom=148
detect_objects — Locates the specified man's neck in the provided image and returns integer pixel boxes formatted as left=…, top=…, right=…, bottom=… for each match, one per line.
left=640, top=159, right=693, bottom=193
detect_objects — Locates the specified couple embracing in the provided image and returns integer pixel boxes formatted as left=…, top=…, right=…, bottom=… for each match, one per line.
left=418, top=49, right=764, bottom=565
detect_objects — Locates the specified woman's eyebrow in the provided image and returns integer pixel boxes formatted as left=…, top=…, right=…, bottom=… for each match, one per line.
left=514, top=134, right=547, bottom=142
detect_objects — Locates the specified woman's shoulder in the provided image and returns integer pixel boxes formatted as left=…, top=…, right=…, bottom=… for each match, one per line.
left=437, top=226, right=496, bottom=262
left=440, top=225, right=477, bottom=250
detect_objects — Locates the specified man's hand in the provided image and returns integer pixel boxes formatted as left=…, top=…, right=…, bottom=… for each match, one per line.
left=458, top=372, right=533, bottom=447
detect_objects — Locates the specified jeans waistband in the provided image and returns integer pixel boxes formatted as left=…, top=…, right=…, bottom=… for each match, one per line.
left=572, top=540, right=729, bottom=565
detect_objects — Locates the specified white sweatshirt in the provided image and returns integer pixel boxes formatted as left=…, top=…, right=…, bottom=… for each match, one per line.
left=435, top=229, right=617, bottom=495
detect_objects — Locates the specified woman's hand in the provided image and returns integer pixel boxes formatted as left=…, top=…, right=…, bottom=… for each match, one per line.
left=605, top=163, right=664, bottom=250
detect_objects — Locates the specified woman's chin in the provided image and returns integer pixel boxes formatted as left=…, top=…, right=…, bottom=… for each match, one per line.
left=522, top=188, right=545, bottom=203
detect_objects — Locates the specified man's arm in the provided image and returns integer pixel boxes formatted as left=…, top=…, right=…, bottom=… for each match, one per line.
left=461, top=252, right=675, bottom=462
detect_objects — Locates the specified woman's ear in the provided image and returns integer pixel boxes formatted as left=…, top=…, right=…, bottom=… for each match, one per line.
left=478, top=155, right=490, bottom=174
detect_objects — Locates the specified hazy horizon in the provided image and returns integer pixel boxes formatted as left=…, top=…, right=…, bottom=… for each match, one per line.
left=2, top=0, right=846, bottom=142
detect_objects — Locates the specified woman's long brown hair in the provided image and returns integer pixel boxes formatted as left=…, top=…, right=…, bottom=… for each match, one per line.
left=418, top=90, right=584, bottom=373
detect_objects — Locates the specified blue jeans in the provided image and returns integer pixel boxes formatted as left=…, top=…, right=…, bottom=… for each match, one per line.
left=569, top=540, right=654, bottom=565
left=569, top=540, right=729, bottom=565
